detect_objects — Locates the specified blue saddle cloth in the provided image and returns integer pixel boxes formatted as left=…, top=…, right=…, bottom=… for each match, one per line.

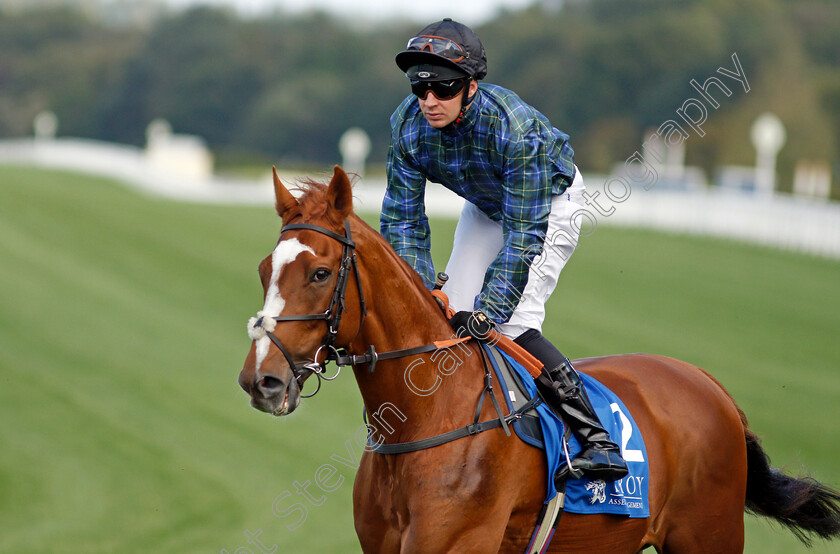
left=483, top=345, right=650, bottom=518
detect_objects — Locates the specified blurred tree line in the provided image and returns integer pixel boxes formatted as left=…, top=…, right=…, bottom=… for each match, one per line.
left=1, top=0, right=839, bottom=189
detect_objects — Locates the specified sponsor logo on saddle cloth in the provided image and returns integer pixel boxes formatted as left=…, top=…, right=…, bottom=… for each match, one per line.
left=488, top=347, right=650, bottom=518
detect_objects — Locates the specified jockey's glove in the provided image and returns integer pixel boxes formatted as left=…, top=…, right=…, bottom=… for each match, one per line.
left=449, top=310, right=496, bottom=341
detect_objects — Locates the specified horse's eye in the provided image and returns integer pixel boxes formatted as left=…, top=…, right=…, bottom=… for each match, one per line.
left=311, top=268, right=331, bottom=283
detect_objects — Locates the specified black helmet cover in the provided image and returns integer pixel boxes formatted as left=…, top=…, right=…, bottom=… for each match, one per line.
left=396, top=18, right=487, bottom=80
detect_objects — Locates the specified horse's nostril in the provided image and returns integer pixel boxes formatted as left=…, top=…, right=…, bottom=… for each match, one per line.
left=256, top=375, right=285, bottom=398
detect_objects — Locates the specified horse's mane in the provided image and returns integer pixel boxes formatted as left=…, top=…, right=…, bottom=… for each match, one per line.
left=286, top=180, right=435, bottom=299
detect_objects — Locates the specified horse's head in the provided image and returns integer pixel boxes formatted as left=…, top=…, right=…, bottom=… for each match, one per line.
left=239, top=165, right=357, bottom=416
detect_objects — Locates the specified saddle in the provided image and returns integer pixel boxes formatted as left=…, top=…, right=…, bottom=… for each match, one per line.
left=482, top=343, right=651, bottom=518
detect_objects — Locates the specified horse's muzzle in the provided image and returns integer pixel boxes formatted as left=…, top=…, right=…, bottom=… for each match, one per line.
left=239, top=369, right=301, bottom=416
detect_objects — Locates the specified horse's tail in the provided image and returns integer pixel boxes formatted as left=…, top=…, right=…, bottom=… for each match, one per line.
left=742, top=416, right=840, bottom=545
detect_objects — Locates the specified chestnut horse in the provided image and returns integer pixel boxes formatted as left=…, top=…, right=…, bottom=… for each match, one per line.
left=239, top=166, right=840, bottom=553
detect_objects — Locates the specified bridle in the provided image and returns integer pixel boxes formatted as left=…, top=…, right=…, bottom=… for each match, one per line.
left=246, top=217, right=509, bottom=406
left=247, top=217, right=468, bottom=400
left=248, top=219, right=365, bottom=398
left=245, top=216, right=540, bottom=459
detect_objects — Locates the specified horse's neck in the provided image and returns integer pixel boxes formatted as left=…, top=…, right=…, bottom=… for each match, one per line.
left=348, top=229, right=485, bottom=436
left=351, top=224, right=451, bottom=348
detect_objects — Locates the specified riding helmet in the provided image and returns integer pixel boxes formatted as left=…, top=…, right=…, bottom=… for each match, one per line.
left=396, top=18, right=488, bottom=81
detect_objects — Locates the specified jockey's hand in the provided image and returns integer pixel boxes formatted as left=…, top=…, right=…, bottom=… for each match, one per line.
left=449, top=310, right=495, bottom=341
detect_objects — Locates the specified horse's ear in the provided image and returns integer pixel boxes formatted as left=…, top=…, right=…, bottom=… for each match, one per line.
left=273, top=166, right=298, bottom=219
left=327, top=165, right=353, bottom=219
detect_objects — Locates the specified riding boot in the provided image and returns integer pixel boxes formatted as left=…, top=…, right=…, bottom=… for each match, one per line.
left=514, top=329, right=629, bottom=481
left=544, top=358, right=629, bottom=480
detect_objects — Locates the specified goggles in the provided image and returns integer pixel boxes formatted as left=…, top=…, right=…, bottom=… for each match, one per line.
left=410, top=78, right=469, bottom=100
left=405, top=35, right=469, bottom=63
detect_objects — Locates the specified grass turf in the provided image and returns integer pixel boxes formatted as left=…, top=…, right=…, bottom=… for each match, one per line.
left=0, top=166, right=838, bottom=553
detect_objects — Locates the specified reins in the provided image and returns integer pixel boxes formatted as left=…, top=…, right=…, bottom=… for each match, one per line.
left=367, top=343, right=545, bottom=455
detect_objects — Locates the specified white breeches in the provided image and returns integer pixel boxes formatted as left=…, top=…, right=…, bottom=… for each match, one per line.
left=441, top=168, right=586, bottom=339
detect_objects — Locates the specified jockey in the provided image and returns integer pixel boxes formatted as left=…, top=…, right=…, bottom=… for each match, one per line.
left=381, top=18, right=628, bottom=481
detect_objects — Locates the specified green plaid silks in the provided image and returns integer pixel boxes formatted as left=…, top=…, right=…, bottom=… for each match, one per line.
left=382, top=84, right=576, bottom=323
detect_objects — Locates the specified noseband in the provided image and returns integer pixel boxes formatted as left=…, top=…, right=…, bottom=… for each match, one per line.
left=248, top=219, right=365, bottom=398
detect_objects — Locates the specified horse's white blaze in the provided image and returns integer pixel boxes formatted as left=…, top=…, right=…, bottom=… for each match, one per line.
left=255, top=238, right=314, bottom=371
